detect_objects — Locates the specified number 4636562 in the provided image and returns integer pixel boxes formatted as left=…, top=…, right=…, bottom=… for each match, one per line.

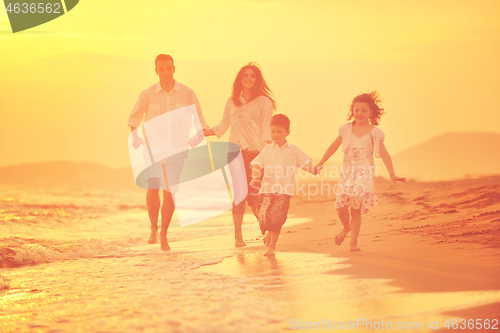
left=6, top=2, right=62, bottom=14
left=444, top=319, right=498, bottom=330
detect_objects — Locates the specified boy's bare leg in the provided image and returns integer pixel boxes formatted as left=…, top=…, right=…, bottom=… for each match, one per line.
left=263, top=231, right=270, bottom=246
left=146, top=186, right=160, bottom=244
left=349, top=208, right=362, bottom=251
left=335, top=207, right=351, bottom=246
left=264, top=231, right=279, bottom=256
left=159, top=190, right=175, bottom=251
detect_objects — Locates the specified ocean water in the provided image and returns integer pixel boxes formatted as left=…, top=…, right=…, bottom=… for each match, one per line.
left=0, top=185, right=319, bottom=332
left=2, top=185, right=500, bottom=333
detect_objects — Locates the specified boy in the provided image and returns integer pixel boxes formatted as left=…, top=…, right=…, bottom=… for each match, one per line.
left=250, top=114, right=320, bottom=256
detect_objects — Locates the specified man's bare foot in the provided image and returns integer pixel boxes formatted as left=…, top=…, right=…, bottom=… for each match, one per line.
left=148, top=230, right=159, bottom=244
left=263, top=232, right=270, bottom=247
left=264, top=248, right=275, bottom=256
left=349, top=246, right=361, bottom=252
left=159, top=235, right=171, bottom=251
left=235, top=239, right=246, bottom=247
left=334, top=228, right=350, bottom=246
left=161, top=242, right=171, bottom=251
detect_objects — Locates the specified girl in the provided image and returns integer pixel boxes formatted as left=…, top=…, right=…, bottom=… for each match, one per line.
left=203, top=62, right=276, bottom=247
left=317, top=91, right=405, bottom=251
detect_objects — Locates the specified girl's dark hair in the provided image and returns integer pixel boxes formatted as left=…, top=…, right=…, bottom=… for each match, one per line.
left=231, top=62, right=276, bottom=110
left=347, top=91, right=385, bottom=125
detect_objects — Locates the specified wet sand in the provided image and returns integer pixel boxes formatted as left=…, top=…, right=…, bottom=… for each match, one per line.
left=249, top=176, right=500, bottom=330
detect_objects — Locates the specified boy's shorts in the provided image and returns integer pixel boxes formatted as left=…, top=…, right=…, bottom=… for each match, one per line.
left=258, top=193, right=291, bottom=234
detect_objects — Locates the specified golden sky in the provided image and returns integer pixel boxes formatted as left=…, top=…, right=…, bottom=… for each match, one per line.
left=0, top=0, right=499, bottom=168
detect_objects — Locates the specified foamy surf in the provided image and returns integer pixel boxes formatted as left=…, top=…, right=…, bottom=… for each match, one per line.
left=0, top=183, right=323, bottom=332
left=1, top=237, right=286, bottom=332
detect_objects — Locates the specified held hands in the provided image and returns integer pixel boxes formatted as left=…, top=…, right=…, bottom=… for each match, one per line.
left=203, top=128, right=215, bottom=137
left=188, top=131, right=205, bottom=148
left=390, top=174, right=406, bottom=184
left=310, top=164, right=324, bottom=175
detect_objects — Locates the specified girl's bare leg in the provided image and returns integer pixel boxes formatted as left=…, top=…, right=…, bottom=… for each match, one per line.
left=349, top=208, right=362, bottom=251
left=335, top=207, right=351, bottom=245
left=264, top=231, right=279, bottom=256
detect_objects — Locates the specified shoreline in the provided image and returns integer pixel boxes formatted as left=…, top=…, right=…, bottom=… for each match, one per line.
left=262, top=175, right=500, bottom=326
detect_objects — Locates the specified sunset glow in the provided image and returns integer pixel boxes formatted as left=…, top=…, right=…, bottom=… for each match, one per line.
left=0, top=0, right=499, bottom=171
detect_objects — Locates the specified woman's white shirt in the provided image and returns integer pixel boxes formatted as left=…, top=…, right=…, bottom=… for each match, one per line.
left=212, top=95, right=273, bottom=151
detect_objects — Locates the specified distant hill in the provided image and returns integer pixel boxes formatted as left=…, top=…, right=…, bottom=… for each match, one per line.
left=2, top=133, right=499, bottom=187
left=386, top=132, right=500, bottom=181
left=0, top=161, right=136, bottom=189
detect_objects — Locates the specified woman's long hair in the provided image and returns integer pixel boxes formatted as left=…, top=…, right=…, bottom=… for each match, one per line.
left=231, top=62, right=276, bottom=110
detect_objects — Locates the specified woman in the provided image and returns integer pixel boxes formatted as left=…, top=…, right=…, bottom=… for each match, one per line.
left=204, top=62, right=276, bottom=247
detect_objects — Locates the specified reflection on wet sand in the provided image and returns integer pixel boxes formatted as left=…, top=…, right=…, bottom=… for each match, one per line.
left=200, top=250, right=500, bottom=332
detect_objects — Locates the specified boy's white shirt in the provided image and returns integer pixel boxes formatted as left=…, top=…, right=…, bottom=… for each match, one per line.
left=251, top=141, right=312, bottom=196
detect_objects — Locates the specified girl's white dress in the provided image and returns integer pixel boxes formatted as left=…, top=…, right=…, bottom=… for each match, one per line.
left=336, top=122, right=385, bottom=214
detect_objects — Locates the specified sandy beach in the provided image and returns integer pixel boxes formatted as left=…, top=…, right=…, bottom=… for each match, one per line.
left=200, top=175, right=500, bottom=331
left=1, top=175, right=500, bottom=332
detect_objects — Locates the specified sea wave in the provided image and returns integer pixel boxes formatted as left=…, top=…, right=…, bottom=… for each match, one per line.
left=0, top=236, right=146, bottom=268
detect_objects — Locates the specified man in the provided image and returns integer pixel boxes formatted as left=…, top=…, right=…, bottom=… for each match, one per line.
left=128, top=54, right=209, bottom=251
